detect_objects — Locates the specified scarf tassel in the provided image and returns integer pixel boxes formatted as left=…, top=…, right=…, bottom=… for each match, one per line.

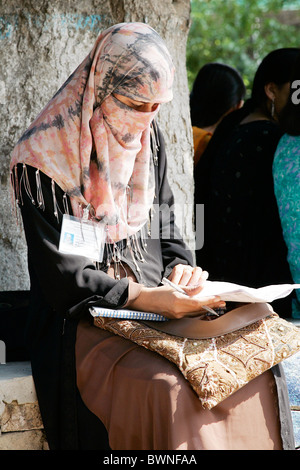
left=35, top=169, right=45, bottom=211
left=11, top=163, right=68, bottom=224
left=151, top=120, right=159, bottom=166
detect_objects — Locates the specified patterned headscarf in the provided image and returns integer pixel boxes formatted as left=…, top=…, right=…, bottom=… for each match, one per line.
left=11, top=22, right=175, bottom=242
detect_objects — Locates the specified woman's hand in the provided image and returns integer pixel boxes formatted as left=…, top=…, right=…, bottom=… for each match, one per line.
left=128, top=264, right=226, bottom=320
left=128, top=285, right=225, bottom=320
left=168, top=264, right=209, bottom=296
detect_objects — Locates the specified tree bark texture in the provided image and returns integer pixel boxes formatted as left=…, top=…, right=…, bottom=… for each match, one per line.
left=0, top=0, right=193, bottom=290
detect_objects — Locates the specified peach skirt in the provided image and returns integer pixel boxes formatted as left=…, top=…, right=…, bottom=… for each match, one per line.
left=75, top=317, right=283, bottom=450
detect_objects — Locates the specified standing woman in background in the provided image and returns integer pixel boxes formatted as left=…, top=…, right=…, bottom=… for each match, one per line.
left=273, top=56, right=300, bottom=319
left=195, top=48, right=300, bottom=318
left=190, top=63, right=245, bottom=166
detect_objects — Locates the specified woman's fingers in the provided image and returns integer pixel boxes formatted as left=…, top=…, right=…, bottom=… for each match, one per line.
left=168, top=264, right=186, bottom=284
left=186, top=267, right=207, bottom=286
left=168, top=265, right=208, bottom=287
left=188, top=269, right=208, bottom=288
left=173, top=291, right=226, bottom=313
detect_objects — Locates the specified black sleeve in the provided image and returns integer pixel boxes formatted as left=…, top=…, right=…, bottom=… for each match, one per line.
left=155, top=127, right=194, bottom=277
left=16, top=164, right=129, bottom=319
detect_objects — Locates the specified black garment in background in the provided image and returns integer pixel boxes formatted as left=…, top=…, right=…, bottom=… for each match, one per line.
left=15, top=128, right=193, bottom=450
left=195, top=119, right=294, bottom=317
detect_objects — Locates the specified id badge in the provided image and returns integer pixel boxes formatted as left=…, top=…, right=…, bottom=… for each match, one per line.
left=59, top=214, right=105, bottom=262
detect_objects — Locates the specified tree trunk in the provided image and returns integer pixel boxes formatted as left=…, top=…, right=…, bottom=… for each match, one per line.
left=0, top=0, right=193, bottom=291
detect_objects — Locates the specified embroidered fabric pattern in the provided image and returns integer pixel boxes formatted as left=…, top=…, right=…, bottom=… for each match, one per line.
left=94, top=312, right=300, bottom=409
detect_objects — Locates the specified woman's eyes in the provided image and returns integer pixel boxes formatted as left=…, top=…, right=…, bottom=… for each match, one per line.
left=132, top=102, right=144, bottom=108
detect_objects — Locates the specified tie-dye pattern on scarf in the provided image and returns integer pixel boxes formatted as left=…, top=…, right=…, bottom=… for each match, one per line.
left=10, top=22, right=174, bottom=242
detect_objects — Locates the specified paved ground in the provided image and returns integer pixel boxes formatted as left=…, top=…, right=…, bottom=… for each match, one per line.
left=282, top=351, right=300, bottom=449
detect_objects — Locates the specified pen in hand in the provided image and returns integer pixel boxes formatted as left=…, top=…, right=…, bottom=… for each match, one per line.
left=161, top=277, right=187, bottom=295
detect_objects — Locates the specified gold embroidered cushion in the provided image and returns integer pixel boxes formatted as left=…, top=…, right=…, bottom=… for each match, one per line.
left=94, top=303, right=300, bottom=409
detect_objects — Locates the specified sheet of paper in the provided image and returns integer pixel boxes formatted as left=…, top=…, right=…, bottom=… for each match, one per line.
left=194, top=281, right=300, bottom=303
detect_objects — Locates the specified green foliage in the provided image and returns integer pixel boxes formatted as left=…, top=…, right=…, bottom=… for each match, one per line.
left=187, top=0, right=300, bottom=96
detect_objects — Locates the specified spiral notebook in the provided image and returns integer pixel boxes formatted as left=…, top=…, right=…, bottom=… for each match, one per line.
left=90, top=307, right=168, bottom=322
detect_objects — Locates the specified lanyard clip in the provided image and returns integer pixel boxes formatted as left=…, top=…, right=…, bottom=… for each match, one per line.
left=83, top=203, right=91, bottom=222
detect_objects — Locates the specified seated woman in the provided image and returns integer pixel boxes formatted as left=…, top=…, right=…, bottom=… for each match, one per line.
left=10, top=23, right=294, bottom=450
left=190, top=63, right=245, bottom=166
left=195, top=48, right=300, bottom=318
left=273, top=56, right=300, bottom=319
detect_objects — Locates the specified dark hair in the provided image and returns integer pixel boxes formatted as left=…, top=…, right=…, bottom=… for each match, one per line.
left=207, top=47, right=300, bottom=130
left=190, top=63, right=246, bottom=128
left=251, top=47, right=300, bottom=119
left=278, top=55, right=300, bottom=136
